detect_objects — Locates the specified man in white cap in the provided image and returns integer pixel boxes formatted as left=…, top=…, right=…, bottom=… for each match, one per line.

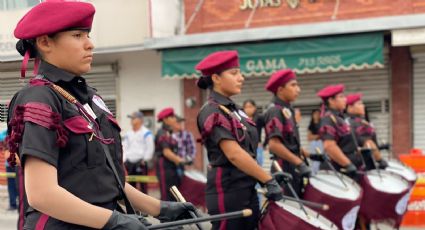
left=123, top=111, right=154, bottom=193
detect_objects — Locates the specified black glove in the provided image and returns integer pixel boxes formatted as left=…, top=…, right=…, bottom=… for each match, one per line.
left=265, top=179, right=284, bottom=201
left=102, top=210, right=148, bottom=230
left=340, top=163, right=358, bottom=178
left=156, top=201, right=196, bottom=222
left=377, top=159, right=388, bottom=169
left=295, top=162, right=312, bottom=178
left=309, top=154, right=328, bottom=162
left=378, top=144, right=391, bottom=151
left=272, top=171, right=293, bottom=185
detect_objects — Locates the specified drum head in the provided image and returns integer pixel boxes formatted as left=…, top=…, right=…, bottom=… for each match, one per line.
left=366, top=170, right=409, bottom=194
left=370, top=220, right=397, bottom=230
left=386, top=160, right=417, bottom=183
left=309, top=170, right=362, bottom=201
left=184, top=170, right=207, bottom=183
left=276, top=200, right=338, bottom=230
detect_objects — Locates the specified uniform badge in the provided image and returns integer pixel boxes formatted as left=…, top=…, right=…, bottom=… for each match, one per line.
left=282, top=108, right=292, bottom=119
left=92, top=95, right=112, bottom=115
left=238, top=110, right=249, bottom=119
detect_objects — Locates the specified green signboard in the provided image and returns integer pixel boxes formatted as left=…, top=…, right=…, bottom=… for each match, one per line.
left=162, top=33, right=383, bottom=78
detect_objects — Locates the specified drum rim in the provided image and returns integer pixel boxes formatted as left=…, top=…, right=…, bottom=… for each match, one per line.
left=386, top=160, right=418, bottom=181
left=308, top=170, right=363, bottom=200
left=184, top=169, right=207, bottom=183
left=365, top=169, right=410, bottom=194
left=275, top=200, right=339, bottom=230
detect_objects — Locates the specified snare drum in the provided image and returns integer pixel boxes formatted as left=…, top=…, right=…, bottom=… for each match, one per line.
left=359, top=170, right=410, bottom=228
left=178, top=169, right=206, bottom=207
left=370, top=220, right=397, bottom=230
left=386, top=160, right=417, bottom=186
left=259, top=200, right=338, bottom=230
left=304, top=170, right=363, bottom=230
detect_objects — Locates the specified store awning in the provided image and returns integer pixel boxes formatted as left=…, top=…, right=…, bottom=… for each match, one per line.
left=162, top=32, right=384, bottom=78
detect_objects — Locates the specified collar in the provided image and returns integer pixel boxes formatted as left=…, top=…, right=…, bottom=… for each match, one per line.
left=162, top=124, right=173, bottom=133
left=38, top=60, right=84, bottom=84
left=348, top=113, right=364, bottom=120
left=209, top=90, right=235, bottom=107
left=273, top=96, right=291, bottom=108
left=328, top=108, right=344, bottom=117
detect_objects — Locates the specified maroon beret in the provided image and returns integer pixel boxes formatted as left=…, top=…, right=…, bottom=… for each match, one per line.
left=14, top=0, right=95, bottom=40
left=346, top=93, right=363, bottom=106
left=195, top=50, right=240, bottom=76
left=157, top=107, right=175, bottom=122
left=317, top=84, right=345, bottom=101
left=265, top=69, right=297, bottom=93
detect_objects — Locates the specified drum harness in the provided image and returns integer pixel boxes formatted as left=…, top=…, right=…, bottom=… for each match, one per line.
left=344, top=117, right=383, bottom=180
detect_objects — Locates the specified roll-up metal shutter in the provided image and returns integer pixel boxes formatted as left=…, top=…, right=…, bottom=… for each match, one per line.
left=0, top=63, right=118, bottom=125
left=233, top=67, right=391, bottom=149
left=412, top=48, right=425, bottom=151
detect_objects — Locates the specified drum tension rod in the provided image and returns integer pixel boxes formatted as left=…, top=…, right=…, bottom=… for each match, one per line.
left=315, top=147, right=349, bottom=190
left=272, top=161, right=311, bottom=219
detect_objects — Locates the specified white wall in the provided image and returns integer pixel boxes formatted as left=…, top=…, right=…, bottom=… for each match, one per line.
left=89, top=0, right=150, bottom=48
left=151, top=0, right=183, bottom=37
left=117, top=50, right=182, bottom=133
left=0, top=0, right=150, bottom=59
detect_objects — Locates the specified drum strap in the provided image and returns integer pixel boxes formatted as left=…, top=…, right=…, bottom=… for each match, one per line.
left=47, top=80, right=136, bottom=214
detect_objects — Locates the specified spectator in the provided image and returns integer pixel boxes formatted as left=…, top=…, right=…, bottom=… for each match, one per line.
left=122, top=111, right=154, bottom=193
left=243, top=99, right=265, bottom=166
left=1, top=129, right=18, bottom=211
left=307, top=109, right=323, bottom=173
left=172, top=118, right=196, bottom=162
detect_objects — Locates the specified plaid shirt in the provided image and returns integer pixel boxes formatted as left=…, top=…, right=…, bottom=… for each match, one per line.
left=172, top=130, right=196, bottom=159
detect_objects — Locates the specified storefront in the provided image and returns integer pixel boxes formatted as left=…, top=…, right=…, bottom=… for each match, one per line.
left=161, top=32, right=390, bottom=147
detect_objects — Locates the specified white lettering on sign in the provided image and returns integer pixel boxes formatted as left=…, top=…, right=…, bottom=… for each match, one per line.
left=246, top=58, right=287, bottom=72
left=240, top=0, right=281, bottom=10
left=298, top=55, right=342, bottom=68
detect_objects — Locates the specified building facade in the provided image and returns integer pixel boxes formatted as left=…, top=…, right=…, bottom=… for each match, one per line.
left=146, top=0, right=425, bottom=160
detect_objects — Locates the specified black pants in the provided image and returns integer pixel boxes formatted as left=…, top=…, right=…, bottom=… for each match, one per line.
left=206, top=188, right=259, bottom=230
left=273, top=159, right=304, bottom=198
left=156, top=157, right=180, bottom=201
left=124, top=160, right=148, bottom=194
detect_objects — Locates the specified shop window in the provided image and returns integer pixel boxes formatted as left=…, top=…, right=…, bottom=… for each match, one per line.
left=0, top=0, right=38, bottom=11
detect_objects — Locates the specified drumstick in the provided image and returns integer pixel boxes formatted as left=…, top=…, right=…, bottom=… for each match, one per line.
left=147, top=209, right=252, bottom=230
left=315, top=147, right=349, bottom=189
left=272, top=161, right=311, bottom=219
left=257, top=188, right=329, bottom=211
left=170, top=186, right=204, bottom=230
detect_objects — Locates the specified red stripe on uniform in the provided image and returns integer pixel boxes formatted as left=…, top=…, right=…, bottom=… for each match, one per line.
left=35, top=214, right=49, bottom=230
left=216, top=167, right=227, bottom=230
left=159, top=158, right=167, bottom=200
left=18, top=167, right=24, bottom=230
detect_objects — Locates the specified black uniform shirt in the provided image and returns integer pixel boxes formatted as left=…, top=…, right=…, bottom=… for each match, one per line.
left=197, top=90, right=258, bottom=192
left=7, top=61, right=124, bottom=208
left=319, top=109, right=358, bottom=160
left=155, top=124, right=179, bottom=167
left=347, top=114, right=376, bottom=147
left=263, top=96, right=300, bottom=156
